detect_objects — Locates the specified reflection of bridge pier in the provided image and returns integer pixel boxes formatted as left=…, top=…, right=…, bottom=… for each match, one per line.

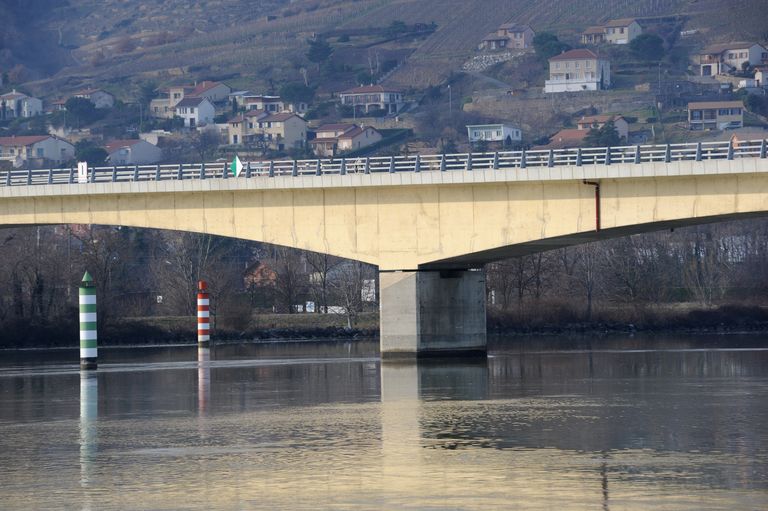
left=79, top=372, right=98, bottom=490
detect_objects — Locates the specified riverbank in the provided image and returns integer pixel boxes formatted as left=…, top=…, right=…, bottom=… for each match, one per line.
left=3, top=304, right=768, bottom=349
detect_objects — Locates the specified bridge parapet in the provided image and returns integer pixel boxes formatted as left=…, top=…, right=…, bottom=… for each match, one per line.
left=2, top=139, right=766, bottom=188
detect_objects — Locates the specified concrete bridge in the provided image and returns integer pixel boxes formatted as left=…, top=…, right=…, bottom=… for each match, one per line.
left=2, top=139, right=767, bottom=357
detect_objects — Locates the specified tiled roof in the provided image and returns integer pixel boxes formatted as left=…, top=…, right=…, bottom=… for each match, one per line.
left=483, top=33, right=509, bottom=41
left=583, top=26, right=605, bottom=35
left=175, top=97, right=208, bottom=107
left=190, top=81, right=228, bottom=96
left=0, top=135, right=50, bottom=146
left=700, top=42, right=765, bottom=54
left=604, top=18, right=638, bottom=28
left=262, top=112, right=303, bottom=122
left=688, top=100, right=744, bottom=109
left=340, top=85, right=402, bottom=94
left=550, top=48, right=600, bottom=61
left=315, top=123, right=356, bottom=132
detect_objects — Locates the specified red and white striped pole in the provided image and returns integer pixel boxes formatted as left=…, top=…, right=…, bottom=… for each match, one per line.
left=197, top=281, right=210, bottom=347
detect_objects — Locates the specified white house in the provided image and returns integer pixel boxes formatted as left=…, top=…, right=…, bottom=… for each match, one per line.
left=0, top=90, right=43, bottom=120
left=545, top=49, right=611, bottom=93
left=0, top=135, right=74, bottom=168
left=73, top=88, right=115, bottom=109
left=466, top=124, right=522, bottom=144
left=310, top=123, right=381, bottom=156
left=174, top=97, right=215, bottom=128
left=698, top=42, right=768, bottom=76
left=105, top=139, right=162, bottom=165
left=338, top=85, right=404, bottom=115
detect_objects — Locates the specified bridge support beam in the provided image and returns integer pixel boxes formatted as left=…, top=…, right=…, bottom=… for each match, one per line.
left=379, top=269, right=487, bottom=359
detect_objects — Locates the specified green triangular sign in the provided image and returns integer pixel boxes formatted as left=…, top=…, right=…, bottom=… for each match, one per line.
left=230, top=155, right=243, bottom=177
left=82, top=271, right=93, bottom=283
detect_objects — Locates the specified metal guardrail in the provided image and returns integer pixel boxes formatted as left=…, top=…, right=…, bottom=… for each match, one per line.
left=1, top=139, right=766, bottom=188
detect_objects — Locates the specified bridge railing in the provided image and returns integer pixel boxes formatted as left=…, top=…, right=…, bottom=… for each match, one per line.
left=1, top=139, right=765, bottom=187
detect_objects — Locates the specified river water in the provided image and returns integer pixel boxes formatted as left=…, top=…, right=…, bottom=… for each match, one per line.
left=1, top=335, right=767, bottom=510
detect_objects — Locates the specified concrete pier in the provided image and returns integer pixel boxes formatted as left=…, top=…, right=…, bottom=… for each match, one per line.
left=379, top=269, right=487, bottom=359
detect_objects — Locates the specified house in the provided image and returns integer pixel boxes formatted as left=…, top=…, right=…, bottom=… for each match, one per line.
left=479, top=23, right=535, bottom=50
left=581, top=18, right=642, bottom=45
left=255, top=113, right=307, bottom=151
left=174, top=97, right=215, bottom=128
left=228, top=110, right=268, bottom=145
left=581, top=26, right=606, bottom=45
left=698, top=42, right=768, bottom=76
left=310, top=123, right=382, bottom=157
left=0, top=90, right=43, bottom=120
left=73, top=88, right=115, bottom=109
left=227, top=111, right=307, bottom=150
left=338, top=85, right=404, bottom=115
left=496, top=24, right=535, bottom=49
left=149, top=81, right=231, bottom=119
left=0, top=135, right=74, bottom=168
left=479, top=34, right=512, bottom=51
left=466, top=124, right=522, bottom=144
left=603, top=19, right=642, bottom=45
left=104, top=139, right=162, bottom=165
left=544, top=49, right=611, bottom=93
left=688, top=101, right=743, bottom=130
left=576, top=114, right=629, bottom=139
left=243, top=94, right=285, bottom=113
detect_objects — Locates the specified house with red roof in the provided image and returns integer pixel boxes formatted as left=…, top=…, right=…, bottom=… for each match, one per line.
left=544, top=49, right=611, bottom=93
left=581, top=18, right=642, bottom=45
left=104, top=139, right=162, bottom=165
left=149, top=81, right=231, bottom=120
left=338, top=85, right=404, bottom=115
left=0, top=135, right=74, bottom=168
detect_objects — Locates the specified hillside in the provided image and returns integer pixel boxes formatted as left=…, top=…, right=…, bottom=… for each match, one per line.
left=5, top=0, right=768, bottom=99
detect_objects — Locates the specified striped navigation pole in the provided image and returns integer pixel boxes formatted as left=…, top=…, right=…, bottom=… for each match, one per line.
left=79, top=271, right=98, bottom=370
left=197, top=281, right=211, bottom=347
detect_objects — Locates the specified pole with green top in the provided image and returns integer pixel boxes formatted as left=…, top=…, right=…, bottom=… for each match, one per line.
left=79, top=271, right=97, bottom=370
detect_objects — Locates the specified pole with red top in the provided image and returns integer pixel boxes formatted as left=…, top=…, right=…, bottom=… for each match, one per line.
left=197, top=281, right=210, bottom=347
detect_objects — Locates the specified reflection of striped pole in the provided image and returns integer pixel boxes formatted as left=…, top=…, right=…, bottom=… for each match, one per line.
left=79, top=271, right=97, bottom=370
left=197, top=281, right=210, bottom=347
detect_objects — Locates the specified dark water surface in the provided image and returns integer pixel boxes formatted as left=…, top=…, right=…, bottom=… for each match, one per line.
left=1, top=335, right=767, bottom=510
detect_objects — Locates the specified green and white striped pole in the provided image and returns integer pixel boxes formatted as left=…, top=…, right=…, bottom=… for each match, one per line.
left=79, top=271, right=98, bottom=370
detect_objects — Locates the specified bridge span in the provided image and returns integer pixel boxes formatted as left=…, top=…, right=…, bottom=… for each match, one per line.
left=1, top=139, right=767, bottom=357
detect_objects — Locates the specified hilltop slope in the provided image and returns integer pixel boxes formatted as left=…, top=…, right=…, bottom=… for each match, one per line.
left=7, top=0, right=767, bottom=97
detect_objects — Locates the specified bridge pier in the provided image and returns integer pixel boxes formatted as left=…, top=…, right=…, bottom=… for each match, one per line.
left=379, top=269, right=487, bottom=359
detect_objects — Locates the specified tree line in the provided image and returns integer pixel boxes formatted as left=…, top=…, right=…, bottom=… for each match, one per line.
left=1, top=217, right=768, bottom=347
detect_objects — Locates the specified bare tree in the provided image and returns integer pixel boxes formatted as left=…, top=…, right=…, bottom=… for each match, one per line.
left=306, top=252, right=341, bottom=313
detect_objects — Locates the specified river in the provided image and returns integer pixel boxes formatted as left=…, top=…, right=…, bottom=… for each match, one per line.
left=0, top=334, right=767, bottom=510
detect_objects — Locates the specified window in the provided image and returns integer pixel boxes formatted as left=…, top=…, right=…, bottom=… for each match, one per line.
left=555, top=63, right=560, bottom=69
left=691, top=110, right=702, bottom=120
left=36, top=148, right=44, bottom=157
left=718, top=109, right=730, bottom=115
left=586, top=61, right=591, bottom=68
left=731, top=108, right=741, bottom=115
left=575, top=62, right=580, bottom=68
left=496, top=130, right=502, bottom=136
left=620, top=27, right=624, bottom=34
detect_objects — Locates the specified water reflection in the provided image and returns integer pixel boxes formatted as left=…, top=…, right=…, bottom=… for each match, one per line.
left=197, top=347, right=210, bottom=416
left=79, top=371, right=97, bottom=489
left=0, top=337, right=766, bottom=509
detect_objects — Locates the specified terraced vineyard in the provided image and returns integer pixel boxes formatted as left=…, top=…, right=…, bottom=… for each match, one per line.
left=13, top=0, right=767, bottom=96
